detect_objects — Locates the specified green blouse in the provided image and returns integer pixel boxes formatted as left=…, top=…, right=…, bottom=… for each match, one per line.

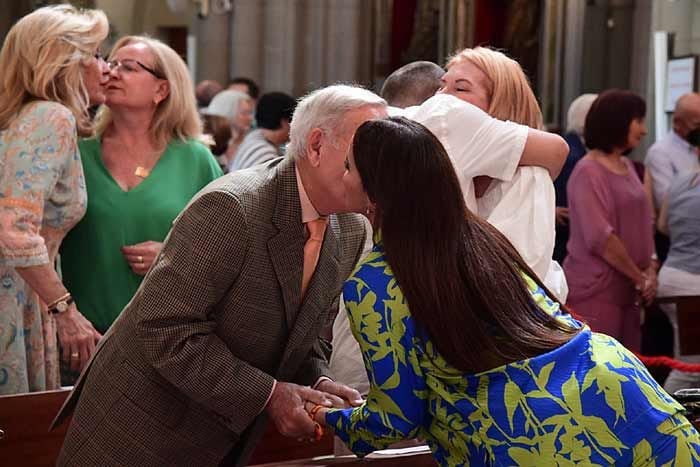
left=60, top=137, right=222, bottom=332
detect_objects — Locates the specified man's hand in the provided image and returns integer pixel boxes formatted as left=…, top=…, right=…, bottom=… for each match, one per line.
left=555, top=207, right=569, bottom=226
left=315, top=379, right=363, bottom=408
left=265, top=382, right=332, bottom=438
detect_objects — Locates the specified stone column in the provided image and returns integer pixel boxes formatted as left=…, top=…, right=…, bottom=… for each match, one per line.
left=191, top=7, right=231, bottom=84
left=230, top=0, right=264, bottom=85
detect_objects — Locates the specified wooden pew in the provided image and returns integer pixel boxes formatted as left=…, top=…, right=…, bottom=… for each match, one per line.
left=0, top=389, right=71, bottom=467
left=247, top=423, right=334, bottom=465
left=0, top=388, right=435, bottom=466
left=656, top=295, right=700, bottom=355
left=0, top=388, right=332, bottom=466
left=248, top=448, right=438, bottom=466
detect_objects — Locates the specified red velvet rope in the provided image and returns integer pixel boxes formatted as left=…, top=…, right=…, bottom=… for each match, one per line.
left=635, top=354, right=700, bottom=373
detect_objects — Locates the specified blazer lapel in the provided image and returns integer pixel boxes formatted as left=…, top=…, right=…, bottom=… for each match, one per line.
left=277, top=216, right=341, bottom=380
left=267, top=158, right=304, bottom=328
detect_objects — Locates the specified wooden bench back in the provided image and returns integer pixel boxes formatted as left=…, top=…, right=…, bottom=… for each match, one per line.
left=658, top=295, right=700, bottom=355
left=0, top=388, right=333, bottom=465
left=0, top=389, right=70, bottom=467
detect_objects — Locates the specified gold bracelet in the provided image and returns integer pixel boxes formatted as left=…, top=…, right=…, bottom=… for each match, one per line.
left=46, top=292, right=71, bottom=310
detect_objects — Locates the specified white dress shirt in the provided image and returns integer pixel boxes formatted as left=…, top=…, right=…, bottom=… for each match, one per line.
left=645, top=131, right=700, bottom=210
left=331, top=96, right=569, bottom=394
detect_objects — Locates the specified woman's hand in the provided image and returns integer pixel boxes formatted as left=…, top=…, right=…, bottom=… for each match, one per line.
left=15, top=264, right=102, bottom=371
left=121, top=241, right=163, bottom=276
left=555, top=207, right=570, bottom=226
left=640, top=265, right=658, bottom=305
left=304, top=401, right=330, bottom=426
left=634, top=267, right=657, bottom=307
left=314, top=379, right=364, bottom=408
left=54, top=304, right=102, bottom=372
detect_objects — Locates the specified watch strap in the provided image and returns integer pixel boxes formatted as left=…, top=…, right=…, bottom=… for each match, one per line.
left=48, top=296, right=74, bottom=315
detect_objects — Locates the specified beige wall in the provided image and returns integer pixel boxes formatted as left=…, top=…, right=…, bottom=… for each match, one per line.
left=95, top=0, right=230, bottom=84
left=230, top=0, right=376, bottom=96
left=1, top=0, right=387, bottom=95
left=191, top=12, right=231, bottom=85
left=652, top=0, right=700, bottom=56
left=96, top=0, right=196, bottom=39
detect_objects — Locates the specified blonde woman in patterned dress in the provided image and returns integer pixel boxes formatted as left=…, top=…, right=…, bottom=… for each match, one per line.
left=0, top=5, right=109, bottom=394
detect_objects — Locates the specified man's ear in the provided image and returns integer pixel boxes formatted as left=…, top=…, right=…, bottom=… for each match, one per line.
left=305, top=128, right=323, bottom=167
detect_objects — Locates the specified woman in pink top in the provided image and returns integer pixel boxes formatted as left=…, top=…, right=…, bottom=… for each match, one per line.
left=564, top=89, right=656, bottom=352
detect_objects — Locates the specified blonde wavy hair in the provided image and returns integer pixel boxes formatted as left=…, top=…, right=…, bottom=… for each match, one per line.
left=0, top=5, right=108, bottom=136
left=95, top=35, right=202, bottom=147
left=446, top=47, right=543, bottom=129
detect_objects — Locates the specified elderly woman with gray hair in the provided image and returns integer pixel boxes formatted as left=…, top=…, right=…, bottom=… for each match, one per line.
left=553, top=93, right=598, bottom=262
left=201, top=89, right=254, bottom=171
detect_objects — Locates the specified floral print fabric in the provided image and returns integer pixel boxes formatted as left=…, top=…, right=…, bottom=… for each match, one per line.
left=0, top=101, right=86, bottom=394
left=327, top=240, right=700, bottom=466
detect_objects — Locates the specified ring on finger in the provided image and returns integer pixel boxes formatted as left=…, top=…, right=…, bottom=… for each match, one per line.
left=70, top=352, right=79, bottom=359
left=137, top=255, right=143, bottom=264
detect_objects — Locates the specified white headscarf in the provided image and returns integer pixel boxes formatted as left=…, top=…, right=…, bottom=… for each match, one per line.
left=566, top=93, right=598, bottom=136
left=201, top=90, right=249, bottom=123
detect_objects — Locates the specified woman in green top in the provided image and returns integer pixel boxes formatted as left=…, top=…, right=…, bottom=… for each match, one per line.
left=61, top=36, right=222, bottom=334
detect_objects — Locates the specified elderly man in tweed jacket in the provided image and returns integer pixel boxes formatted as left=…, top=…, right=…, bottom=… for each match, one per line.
left=52, top=85, right=388, bottom=466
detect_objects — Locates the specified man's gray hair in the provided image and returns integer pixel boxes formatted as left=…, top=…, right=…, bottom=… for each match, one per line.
left=287, top=84, right=386, bottom=160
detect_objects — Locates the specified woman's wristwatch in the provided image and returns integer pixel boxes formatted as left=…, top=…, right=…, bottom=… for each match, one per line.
left=47, top=293, right=74, bottom=315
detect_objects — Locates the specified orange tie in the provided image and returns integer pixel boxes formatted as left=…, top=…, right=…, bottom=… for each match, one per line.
left=301, top=217, right=328, bottom=296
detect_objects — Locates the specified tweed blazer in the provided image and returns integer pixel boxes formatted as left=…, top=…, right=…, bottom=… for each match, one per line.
left=52, top=157, right=367, bottom=466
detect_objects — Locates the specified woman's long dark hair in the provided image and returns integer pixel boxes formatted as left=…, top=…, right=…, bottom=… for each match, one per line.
left=352, top=117, right=579, bottom=373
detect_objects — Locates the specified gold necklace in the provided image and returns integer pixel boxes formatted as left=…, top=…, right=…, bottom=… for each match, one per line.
left=134, top=166, right=150, bottom=178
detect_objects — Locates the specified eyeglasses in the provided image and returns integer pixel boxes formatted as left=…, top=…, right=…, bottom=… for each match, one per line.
left=107, top=58, right=164, bottom=79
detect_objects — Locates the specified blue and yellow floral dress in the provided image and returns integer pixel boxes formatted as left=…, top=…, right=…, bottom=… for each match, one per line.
left=326, top=237, right=700, bottom=466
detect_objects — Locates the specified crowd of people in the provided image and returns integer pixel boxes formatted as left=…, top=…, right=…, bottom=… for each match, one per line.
left=1, top=5, right=700, bottom=467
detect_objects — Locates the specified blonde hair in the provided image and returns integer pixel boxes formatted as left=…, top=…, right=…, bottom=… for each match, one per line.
left=446, top=47, right=543, bottom=129
left=95, top=35, right=202, bottom=147
left=0, top=5, right=108, bottom=136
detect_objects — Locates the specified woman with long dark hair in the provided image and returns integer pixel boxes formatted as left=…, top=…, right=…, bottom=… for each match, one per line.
left=308, top=117, right=699, bottom=466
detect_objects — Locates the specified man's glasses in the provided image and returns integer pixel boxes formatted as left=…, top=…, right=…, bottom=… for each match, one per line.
left=107, top=58, right=164, bottom=79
